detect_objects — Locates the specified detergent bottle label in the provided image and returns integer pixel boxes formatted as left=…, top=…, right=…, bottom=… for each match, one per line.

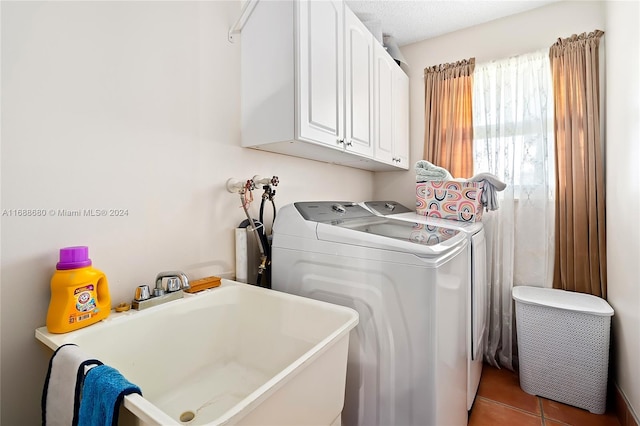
left=70, top=285, right=99, bottom=324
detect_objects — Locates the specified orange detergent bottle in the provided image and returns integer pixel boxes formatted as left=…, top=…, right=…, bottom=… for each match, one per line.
left=46, top=246, right=111, bottom=333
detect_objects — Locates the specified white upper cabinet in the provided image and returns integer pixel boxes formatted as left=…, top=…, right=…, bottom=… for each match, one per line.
left=344, top=6, right=374, bottom=158
left=373, top=41, right=409, bottom=169
left=241, top=0, right=407, bottom=171
left=373, top=41, right=395, bottom=165
left=297, top=0, right=344, bottom=149
left=393, top=68, right=410, bottom=168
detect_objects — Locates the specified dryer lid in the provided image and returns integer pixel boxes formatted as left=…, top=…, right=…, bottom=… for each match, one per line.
left=320, top=217, right=465, bottom=256
left=390, top=211, right=484, bottom=234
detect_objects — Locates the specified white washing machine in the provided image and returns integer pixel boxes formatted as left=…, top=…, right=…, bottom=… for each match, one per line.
left=363, top=201, right=487, bottom=411
left=271, top=202, right=469, bottom=426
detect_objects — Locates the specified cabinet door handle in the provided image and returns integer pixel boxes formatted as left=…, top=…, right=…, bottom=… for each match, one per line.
left=337, top=139, right=344, bottom=145
left=345, top=140, right=353, bottom=147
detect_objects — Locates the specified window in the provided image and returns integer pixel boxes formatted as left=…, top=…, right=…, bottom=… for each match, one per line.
left=472, top=50, right=555, bottom=202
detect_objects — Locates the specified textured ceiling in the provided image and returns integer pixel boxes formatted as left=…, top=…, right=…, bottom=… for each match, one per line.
left=346, top=0, right=559, bottom=46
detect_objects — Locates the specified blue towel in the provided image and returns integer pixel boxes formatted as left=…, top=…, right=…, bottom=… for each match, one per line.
left=78, top=365, right=142, bottom=426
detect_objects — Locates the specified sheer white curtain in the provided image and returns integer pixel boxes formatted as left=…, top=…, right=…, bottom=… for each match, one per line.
left=473, top=49, right=555, bottom=370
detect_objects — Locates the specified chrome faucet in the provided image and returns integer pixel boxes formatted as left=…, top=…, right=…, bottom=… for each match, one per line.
left=154, top=271, right=190, bottom=296
left=132, top=270, right=191, bottom=310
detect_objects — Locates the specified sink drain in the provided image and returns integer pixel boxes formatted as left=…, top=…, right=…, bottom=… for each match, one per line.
left=179, top=411, right=196, bottom=423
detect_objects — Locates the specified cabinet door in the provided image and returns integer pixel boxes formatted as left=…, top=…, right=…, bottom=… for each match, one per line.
left=373, top=42, right=395, bottom=164
left=344, top=6, right=374, bottom=157
left=392, top=67, right=409, bottom=169
left=297, top=0, right=344, bottom=149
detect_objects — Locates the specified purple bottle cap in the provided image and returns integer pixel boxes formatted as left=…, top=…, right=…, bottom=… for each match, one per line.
left=56, top=246, right=92, bottom=270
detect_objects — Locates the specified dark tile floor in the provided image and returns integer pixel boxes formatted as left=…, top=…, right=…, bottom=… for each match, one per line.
left=468, top=364, right=621, bottom=426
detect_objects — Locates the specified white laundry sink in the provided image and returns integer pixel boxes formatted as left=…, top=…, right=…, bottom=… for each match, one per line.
left=36, top=279, right=358, bottom=425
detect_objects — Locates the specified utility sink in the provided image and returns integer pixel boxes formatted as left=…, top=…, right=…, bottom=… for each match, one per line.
left=36, top=279, right=358, bottom=425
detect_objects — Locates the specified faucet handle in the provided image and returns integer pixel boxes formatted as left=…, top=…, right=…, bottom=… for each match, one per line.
left=134, top=285, right=151, bottom=301
left=155, top=270, right=190, bottom=293
left=166, top=277, right=181, bottom=293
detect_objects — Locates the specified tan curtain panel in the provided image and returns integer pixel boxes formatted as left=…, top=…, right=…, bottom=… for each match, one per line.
left=424, top=58, right=475, bottom=178
left=549, top=30, right=606, bottom=298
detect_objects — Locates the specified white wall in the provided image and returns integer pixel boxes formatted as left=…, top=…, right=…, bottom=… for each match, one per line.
left=0, top=2, right=373, bottom=424
left=373, top=0, right=606, bottom=208
left=605, top=0, right=640, bottom=419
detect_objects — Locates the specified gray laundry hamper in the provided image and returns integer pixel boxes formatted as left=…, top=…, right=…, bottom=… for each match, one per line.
left=512, top=286, right=614, bottom=414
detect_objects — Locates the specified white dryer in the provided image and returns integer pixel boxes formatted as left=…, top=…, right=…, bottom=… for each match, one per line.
left=363, top=201, right=487, bottom=411
left=271, top=202, right=469, bottom=426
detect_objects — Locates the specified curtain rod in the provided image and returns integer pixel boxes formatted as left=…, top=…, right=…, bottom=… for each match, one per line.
left=228, top=0, right=260, bottom=43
